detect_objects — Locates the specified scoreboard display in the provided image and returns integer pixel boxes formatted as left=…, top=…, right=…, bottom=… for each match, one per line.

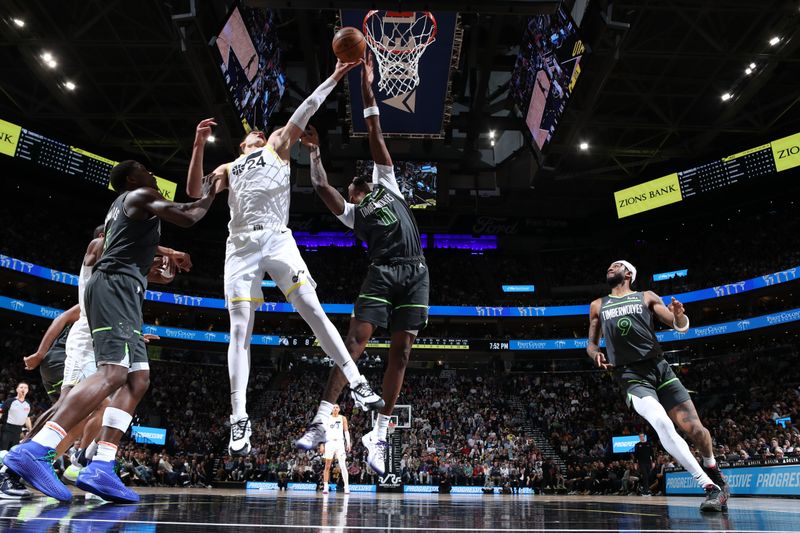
left=0, top=117, right=177, bottom=200
left=615, top=132, right=800, bottom=218
left=281, top=336, right=470, bottom=350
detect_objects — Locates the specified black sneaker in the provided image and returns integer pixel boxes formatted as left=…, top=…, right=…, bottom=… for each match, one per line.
left=700, top=483, right=728, bottom=512
left=350, top=377, right=385, bottom=412
left=0, top=471, right=33, bottom=500
left=703, top=464, right=731, bottom=503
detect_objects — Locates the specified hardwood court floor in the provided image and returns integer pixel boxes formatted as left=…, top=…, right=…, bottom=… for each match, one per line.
left=0, top=488, right=798, bottom=532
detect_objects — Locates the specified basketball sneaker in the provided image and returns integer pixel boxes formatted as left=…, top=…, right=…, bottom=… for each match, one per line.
left=76, top=460, right=139, bottom=504
left=228, top=416, right=252, bottom=456
left=361, top=431, right=388, bottom=475
left=350, top=377, right=384, bottom=412
left=3, top=442, right=72, bottom=502
left=703, top=464, right=730, bottom=503
left=699, top=483, right=728, bottom=512
left=62, top=464, right=82, bottom=485
left=0, top=470, right=32, bottom=500
left=295, top=421, right=326, bottom=451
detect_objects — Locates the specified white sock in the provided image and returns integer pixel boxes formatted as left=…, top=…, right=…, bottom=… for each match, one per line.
left=376, top=414, right=391, bottom=440
left=630, top=395, right=713, bottom=488
left=94, top=441, right=118, bottom=463
left=292, top=291, right=361, bottom=385
left=227, top=302, right=255, bottom=419
left=703, top=456, right=717, bottom=468
left=313, top=401, right=334, bottom=423
left=32, top=422, right=67, bottom=449
left=85, top=440, right=98, bottom=462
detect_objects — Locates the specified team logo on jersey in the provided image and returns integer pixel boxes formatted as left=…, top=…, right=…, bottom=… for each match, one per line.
left=292, top=270, right=305, bottom=283
left=231, top=149, right=269, bottom=176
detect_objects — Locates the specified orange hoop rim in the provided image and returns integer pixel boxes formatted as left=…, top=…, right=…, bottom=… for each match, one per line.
left=362, top=10, right=438, bottom=55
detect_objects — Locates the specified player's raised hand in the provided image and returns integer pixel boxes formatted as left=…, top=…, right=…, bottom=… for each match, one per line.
left=143, top=334, right=160, bottom=343
left=668, top=297, right=684, bottom=318
left=195, top=118, right=217, bottom=145
left=592, top=350, right=613, bottom=370
left=300, top=125, right=320, bottom=149
left=332, top=58, right=363, bottom=81
left=362, top=50, right=375, bottom=87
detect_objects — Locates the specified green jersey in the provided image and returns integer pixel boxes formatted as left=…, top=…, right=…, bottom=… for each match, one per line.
left=337, top=164, right=422, bottom=262
left=95, top=191, right=160, bottom=284
left=599, top=291, right=662, bottom=367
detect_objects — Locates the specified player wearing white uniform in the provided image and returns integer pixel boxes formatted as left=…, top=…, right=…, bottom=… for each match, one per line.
left=187, top=59, right=384, bottom=456
left=320, top=405, right=350, bottom=494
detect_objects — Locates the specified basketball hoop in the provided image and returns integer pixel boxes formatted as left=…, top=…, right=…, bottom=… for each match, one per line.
left=363, top=10, right=437, bottom=97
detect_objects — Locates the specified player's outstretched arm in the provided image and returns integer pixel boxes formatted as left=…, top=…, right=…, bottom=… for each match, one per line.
left=587, top=298, right=612, bottom=369
left=646, top=292, right=690, bottom=331
left=187, top=118, right=228, bottom=198
left=128, top=176, right=219, bottom=228
left=361, top=51, right=401, bottom=196
left=24, top=304, right=81, bottom=370
left=361, top=51, right=391, bottom=167
left=272, top=59, right=362, bottom=160
left=302, top=126, right=349, bottom=217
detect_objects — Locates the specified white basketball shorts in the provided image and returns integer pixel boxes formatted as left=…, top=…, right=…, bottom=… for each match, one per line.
left=63, top=317, right=97, bottom=387
left=224, top=227, right=317, bottom=305
left=323, top=441, right=346, bottom=462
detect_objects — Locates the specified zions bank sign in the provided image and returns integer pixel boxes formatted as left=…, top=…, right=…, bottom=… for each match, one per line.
left=613, top=132, right=800, bottom=218
left=614, top=173, right=681, bottom=218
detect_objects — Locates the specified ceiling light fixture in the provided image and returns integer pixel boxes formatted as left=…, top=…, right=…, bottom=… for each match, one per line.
left=489, top=130, right=495, bottom=139
left=41, top=51, right=52, bottom=61
left=46, top=59, right=57, bottom=69
left=769, top=36, right=780, bottom=46
left=745, top=67, right=752, bottom=75
left=749, top=62, right=756, bottom=69
left=12, top=18, right=25, bottom=27
left=721, top=92, right=732, bottom=101
left=64, top=81, right=76, bottom=91
left=579, top=141, right=589, bottom=150
left=208, top=135, right=216, bottom=143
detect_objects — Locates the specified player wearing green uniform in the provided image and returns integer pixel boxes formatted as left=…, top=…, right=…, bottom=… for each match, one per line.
left=6, top=160, right=217, bottom=503
left=587, top=260, right=729, bottom=512
left=296, top=52, right=429, bottom=475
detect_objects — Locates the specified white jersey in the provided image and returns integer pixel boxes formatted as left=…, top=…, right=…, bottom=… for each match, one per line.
left=65, top=262, right=95, bottom=386
left=325, top=416, right=345, bottom=443
left=226, top=145, right=291, bottom=234
left=76, top=263, right=92, bottom=319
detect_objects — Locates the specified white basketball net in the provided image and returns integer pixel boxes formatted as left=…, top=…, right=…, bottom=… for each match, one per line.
left=363, top=11, right=437, bottom=97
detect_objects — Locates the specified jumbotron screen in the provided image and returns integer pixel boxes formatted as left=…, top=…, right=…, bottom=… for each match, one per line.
left=355, top=160, right=437, bottom=209
left=214, top=4, right=285, bottom=131
left=510, top=5, right=584, bottom=151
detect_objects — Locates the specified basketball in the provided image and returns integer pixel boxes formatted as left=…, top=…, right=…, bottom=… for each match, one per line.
left=332, top=26, right=366, bottom=63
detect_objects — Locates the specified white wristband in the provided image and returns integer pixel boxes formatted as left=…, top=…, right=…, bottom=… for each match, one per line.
left=363, top=106, right=380, bottom=118
left=673, top=316, right=690, bottom=332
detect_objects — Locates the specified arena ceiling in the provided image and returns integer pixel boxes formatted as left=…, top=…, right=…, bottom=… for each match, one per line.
left=1, top=0, right=799, bottom=201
